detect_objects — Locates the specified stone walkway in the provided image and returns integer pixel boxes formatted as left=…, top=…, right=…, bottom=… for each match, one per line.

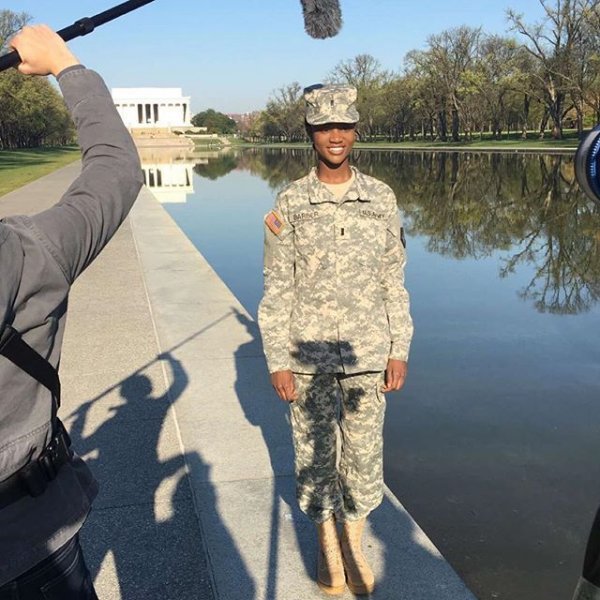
left=1, top=163, right=477, bottom=600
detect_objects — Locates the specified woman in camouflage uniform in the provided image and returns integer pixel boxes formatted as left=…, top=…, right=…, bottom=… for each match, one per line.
left=258, top=83, right=413, bottom=596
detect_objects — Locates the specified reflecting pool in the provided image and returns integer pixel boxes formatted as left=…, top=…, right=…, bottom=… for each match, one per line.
left=155, top=147, right=600, bottom=600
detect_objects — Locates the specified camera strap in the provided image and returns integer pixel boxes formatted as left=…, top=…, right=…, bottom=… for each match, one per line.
left=0, top=325, right=61, bottom=409
left=0, top=325, right=70, bottom=509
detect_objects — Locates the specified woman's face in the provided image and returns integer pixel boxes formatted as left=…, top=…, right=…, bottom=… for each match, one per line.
left=311, top=123, right=356, bottom=167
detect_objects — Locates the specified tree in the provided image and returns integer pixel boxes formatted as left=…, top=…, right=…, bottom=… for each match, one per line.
left=405, top=49, right=450, bottom=141
left=379, top=75, right=418, bottom=141
left=403, top=52, right=443, bottom=141
left=506, top=46, right=541, bottom=138
left=466, top=35, right=520, bottom=139
left=425, top=26, right=482, bottom=142
left=0, top=10, right=74, bottom=149
left=262, top=82, right=305, bottom=142
left=0, top=67, right=74, bottom=148
left=0, top=9, right=30, bottom=52
left=247, top=2, right=599, bottom=145
left=328, top=54, right=390, bottom=141
left=191, top=109, right=237, bottom=134
left=507, top=0, right=600, bottom=139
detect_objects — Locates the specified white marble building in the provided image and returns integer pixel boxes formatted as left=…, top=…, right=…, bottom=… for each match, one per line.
left=112, top=88, right=192, bottom=128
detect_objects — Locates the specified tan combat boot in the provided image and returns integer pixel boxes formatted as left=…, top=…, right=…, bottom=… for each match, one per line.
left=316, top=517, right=346, bottom=595
left=340, top=518, right=375, bottom=595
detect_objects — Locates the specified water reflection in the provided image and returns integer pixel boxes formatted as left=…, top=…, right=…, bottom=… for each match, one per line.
left=138, top=147, right=256, bottom=204
left=189, top=149, right=600, bottom=315
left=190, top=147, right=313, bottom=188
left=355, top=152, right=600, bottom=315
left=138, top=147, right=196, bottom=204
left=193, top=152, right=238, bottom=180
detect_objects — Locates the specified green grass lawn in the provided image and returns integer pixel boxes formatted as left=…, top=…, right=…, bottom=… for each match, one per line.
left=0, top=146, right=80, bottom=198
left=354, top=136, right=580, bottom=151
left=238, top=129, right=585, bottom=152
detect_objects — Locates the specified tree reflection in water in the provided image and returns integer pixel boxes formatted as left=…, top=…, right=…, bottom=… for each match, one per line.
left=367, top=150, right=600, bottom=316
left=195, top=148, right=600, bottom=315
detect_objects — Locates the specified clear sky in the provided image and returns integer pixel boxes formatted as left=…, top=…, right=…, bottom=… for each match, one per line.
left=3, top=0, right=546, bottom=114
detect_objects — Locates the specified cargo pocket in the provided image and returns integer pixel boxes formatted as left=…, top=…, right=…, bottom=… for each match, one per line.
left=354, top=216, right=386, bottom=264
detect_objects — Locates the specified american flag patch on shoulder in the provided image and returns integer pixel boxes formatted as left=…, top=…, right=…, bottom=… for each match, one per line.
left=265, top=210, right=285, bottom=236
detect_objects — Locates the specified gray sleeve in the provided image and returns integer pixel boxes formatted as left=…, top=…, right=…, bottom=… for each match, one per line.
left=28, top=67, right=144, bottom=283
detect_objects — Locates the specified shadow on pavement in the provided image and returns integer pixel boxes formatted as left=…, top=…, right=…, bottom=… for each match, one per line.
left=66, top=341, right=254, bottom=599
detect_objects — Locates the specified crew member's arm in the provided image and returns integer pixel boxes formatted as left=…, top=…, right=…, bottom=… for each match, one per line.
left=8, top=26, right=143, bottom=283
left=257, top=197, right=297, bottom=402
left=381, top=190, right=413, bottom=392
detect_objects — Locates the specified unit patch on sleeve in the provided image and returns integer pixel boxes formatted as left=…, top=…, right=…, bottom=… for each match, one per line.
left=265, top=210, right=285, bottom=236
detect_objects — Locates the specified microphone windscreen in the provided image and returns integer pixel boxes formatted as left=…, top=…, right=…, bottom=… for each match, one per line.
left=300, top=0, right=342, bottom=39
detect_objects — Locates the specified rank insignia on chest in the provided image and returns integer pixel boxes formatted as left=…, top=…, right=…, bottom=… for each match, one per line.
left=265, top=210, right=285, bottom=236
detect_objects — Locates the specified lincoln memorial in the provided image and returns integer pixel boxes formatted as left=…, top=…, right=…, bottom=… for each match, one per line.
left=112, top=88, right=192, bottom=129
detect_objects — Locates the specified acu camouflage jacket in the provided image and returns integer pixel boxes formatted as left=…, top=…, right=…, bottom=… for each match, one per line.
left=258, top=166, right=413, bottom=374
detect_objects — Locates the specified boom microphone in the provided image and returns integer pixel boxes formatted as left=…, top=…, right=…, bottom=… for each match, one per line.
left=0, top=0, right=156, bottom=73
left=300, top=0, right=343, bottom=39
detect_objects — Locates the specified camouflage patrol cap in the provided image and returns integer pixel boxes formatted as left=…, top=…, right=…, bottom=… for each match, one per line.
left=303, top=84, right=360, bottom=125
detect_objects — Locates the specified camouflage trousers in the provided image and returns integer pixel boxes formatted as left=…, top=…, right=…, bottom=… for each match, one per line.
left=289, top=371, right=386, bottom=523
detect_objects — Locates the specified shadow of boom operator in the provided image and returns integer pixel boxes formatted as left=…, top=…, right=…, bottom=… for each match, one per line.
left=66, top=351, right=252, bottom=599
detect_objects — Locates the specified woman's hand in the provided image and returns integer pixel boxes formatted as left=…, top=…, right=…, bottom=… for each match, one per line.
left=270, top=370, right=298, bottom=402
left=381, top=359, right=407, bottom=392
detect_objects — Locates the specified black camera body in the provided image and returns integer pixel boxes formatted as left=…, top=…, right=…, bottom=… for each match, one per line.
left=575, top=125, right=600, bottom=206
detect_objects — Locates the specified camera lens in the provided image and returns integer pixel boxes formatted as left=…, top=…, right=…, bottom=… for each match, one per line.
left=575, top=125, right=600, bottom=206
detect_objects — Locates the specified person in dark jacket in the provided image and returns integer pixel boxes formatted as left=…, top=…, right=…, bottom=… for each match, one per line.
left=0, top=25, right=143, bottom=599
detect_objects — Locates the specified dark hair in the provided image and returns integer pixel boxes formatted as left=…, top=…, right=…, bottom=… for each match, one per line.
left=304, top=119, right=314, bottom=141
